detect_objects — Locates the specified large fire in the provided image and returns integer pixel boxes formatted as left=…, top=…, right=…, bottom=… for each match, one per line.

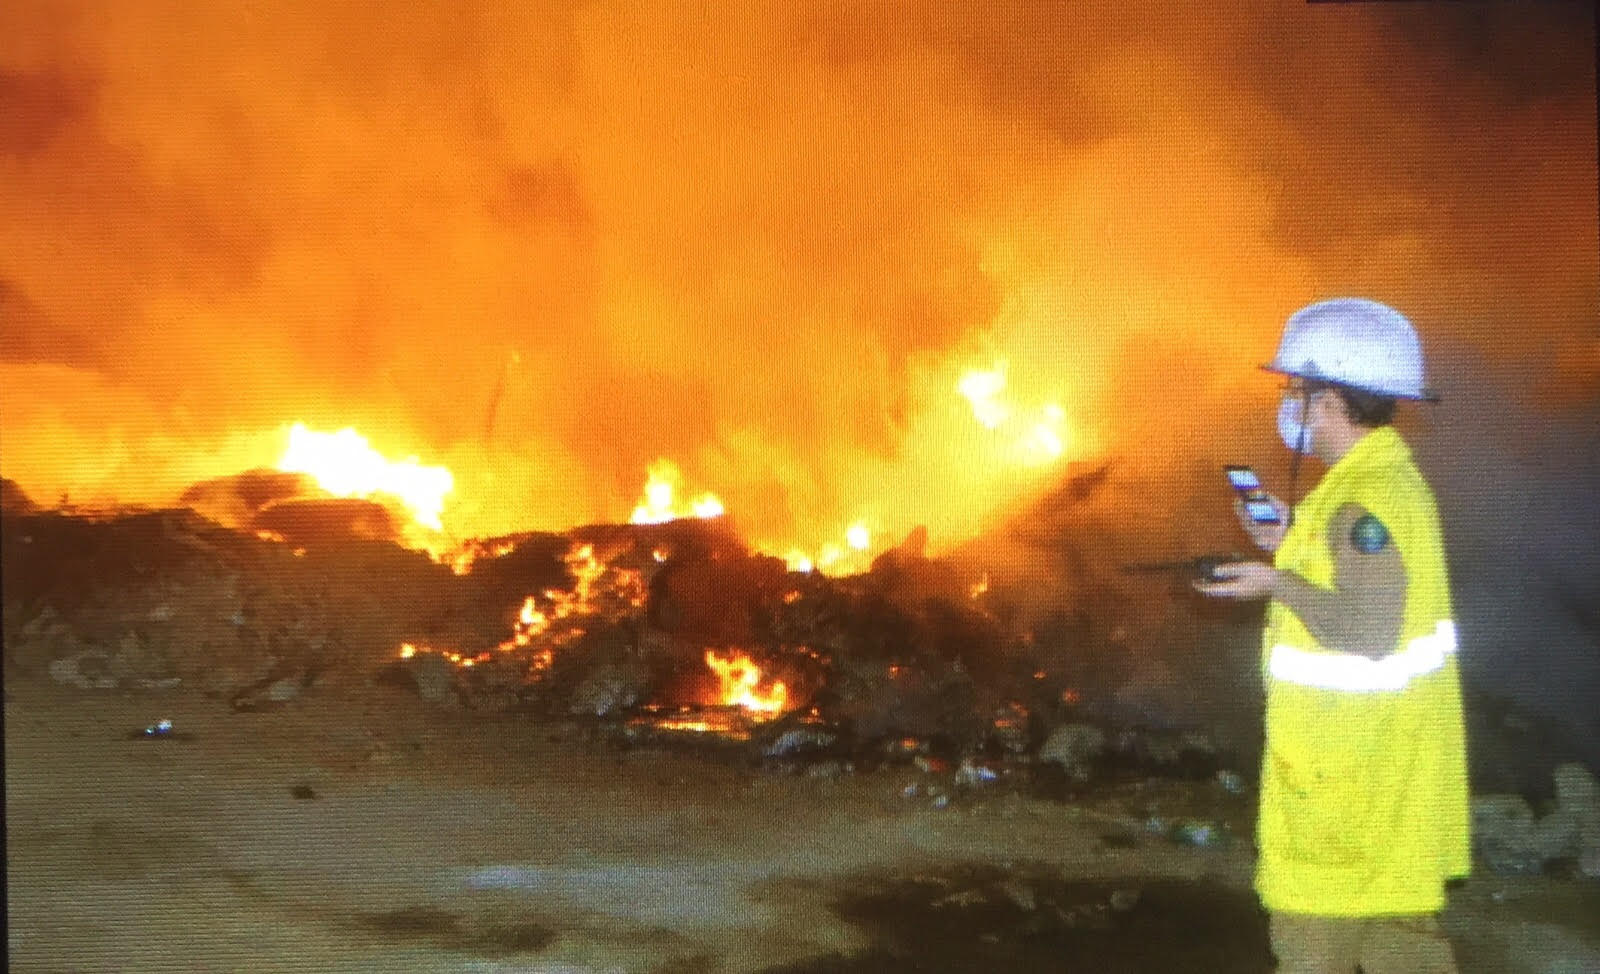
left=0, top=2, right=1591, bottom=639
left=255, top=353, right=1076, bottom=580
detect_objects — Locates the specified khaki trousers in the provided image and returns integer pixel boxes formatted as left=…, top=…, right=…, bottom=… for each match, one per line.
left=1270, top=912, right=1458, bottom=974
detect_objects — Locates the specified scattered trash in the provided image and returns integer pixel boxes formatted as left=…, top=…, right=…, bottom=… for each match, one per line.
left=1141, top=816, right=1222, bottom=848
left=1109, top=887, right=1142, bottom=912
left=763, top=726, right=838, bottom=759
left=1172, top=821, right=1218, bottom=847
left=1474, top=765, right=1600, bottom=877
left=804, top=760, right=846, bottom=779
left=901, top=783, right=921, bottom=799
left=885, top=736, right=930, bottom=759
left=229, top=667, right=315, bottom=712
left=404, top=652, right=458, bottom=704
left=998, top=878, right=1037, bottom=912
left=988, top=706, right=1031, bottom=754
left=1215, top=770, right=1246, bottom=795
left=49, top=651, right=119, bottom=690
left=1038, top=723, right=1106, bottom=783
left=931, top=794, right=951, bottom=810
left=954, top=758, right=999, bottom=788
left=569, top=662, right=649, bottom=717
left=127, top=717, right=190, bottom=741
left=913, top=755, right=951, bottom=774
left=1553, top=763, right=1600, bottom=879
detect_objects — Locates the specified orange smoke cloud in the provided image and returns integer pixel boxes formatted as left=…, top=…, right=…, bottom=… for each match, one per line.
left=1, top=2, right=1593, bottom=552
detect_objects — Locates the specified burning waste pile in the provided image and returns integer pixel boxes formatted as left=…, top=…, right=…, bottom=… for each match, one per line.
left=1, top=460, right=1242, bottom=811
left=10, top=443, right=1597, bottom=879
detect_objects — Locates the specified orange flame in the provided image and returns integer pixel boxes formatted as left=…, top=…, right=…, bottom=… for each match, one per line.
left=276, top=422, right=454, bottom=529
left=957, top=365, right=1070, bottom=466
left=396, top=541, right=646, bottom=673
left=704, top=650, right=788, bottom=717
left=630, top=459, right=724, bottom=524
left=444, top=538, right=517, bottom=576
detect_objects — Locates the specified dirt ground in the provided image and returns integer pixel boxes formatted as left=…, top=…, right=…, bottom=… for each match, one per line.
left=7, top=675, right=1598, bottom=974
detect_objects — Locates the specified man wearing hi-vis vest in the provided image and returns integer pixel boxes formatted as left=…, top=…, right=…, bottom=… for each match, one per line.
left=1196, top=298, right=1469, bottom=973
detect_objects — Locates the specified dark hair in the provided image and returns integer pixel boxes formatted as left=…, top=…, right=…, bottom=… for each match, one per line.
left=1302, top=379, right=1396, bottom=427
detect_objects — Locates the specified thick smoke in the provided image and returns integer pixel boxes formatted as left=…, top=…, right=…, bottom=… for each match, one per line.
left=1, top=1, right=1594, bottom=561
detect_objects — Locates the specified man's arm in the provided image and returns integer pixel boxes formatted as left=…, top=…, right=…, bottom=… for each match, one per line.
left=1269, top=503, right=1407, bottom=660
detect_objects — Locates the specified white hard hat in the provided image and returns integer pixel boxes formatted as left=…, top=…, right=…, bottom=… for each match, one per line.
left=1264, top=298, right=1434, bottom=400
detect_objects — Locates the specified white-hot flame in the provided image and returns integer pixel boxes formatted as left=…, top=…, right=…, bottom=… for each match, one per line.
left=277, top=423, right=454, bottom=529
left=705, top=649, right=787, bottom=716
left=630, top=459, right=724, bottom=525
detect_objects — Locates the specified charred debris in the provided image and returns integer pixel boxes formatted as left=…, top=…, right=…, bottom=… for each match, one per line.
left=0, top=471, right=1248, bottom=793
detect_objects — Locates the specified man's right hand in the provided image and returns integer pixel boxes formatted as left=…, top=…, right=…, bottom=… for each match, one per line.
left=1236, top=496, right=1290, bottom=553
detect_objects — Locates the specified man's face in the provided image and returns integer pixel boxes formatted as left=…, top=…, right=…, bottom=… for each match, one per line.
left=1279, top=380, right=1333, bottom=453
left=1282, top=380, right=1358, bottom=460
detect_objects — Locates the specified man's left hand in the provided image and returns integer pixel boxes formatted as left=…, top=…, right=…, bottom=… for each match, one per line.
left=1193, top=561, right=1279, bottom=599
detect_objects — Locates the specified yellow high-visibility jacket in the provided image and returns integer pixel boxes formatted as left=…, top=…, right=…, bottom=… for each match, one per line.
left=1256, top=426, right=1470, bottom=916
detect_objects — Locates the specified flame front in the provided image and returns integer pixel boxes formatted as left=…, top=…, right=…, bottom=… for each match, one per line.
left=397, top=541, right=646, bottom=674
left=704, top=650, right=788, bottom=717
left=630, top=459, right=725, bottom=525
left=277, top=423, right=454, bottom=530
left=957, top=366, right=1070, bottom=467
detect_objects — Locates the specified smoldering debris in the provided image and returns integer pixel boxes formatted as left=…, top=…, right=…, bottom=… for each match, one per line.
left=3, top=495, right=1590, bottom=818
left=1, top=501, right=1248, bottom=781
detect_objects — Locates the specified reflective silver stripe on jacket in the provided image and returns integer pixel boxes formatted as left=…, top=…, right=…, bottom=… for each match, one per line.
left=1267, top=620, right=1456, bottom=693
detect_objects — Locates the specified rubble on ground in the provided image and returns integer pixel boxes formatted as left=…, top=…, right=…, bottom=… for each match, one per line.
left=1473, top=763, right=1600, bottom=877
left=1039, top=723, right=1107, bottom=782
left=7, top=499, right=1594, bottom=850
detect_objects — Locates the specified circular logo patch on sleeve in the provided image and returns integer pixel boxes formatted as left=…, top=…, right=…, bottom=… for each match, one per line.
left=1351, top=513, right=1391, bottom=554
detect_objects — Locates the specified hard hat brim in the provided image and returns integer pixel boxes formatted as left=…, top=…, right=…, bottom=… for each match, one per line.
left=1259, top=364, right=1439, bottom=402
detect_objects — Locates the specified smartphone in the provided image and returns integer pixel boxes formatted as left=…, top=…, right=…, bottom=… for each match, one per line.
left=1224, top=465, right=1282, bottom=524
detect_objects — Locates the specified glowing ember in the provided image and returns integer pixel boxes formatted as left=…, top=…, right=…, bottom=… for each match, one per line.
left=642, top=710, right=753, bottom=738
left=704, top=650, right=787, bottom=717
left=443, top=538, right=518, bottom=576
left=277, top=423, right=454, bottom=530
left=630, top=459, right=724, bottom=525
left=395, top=541, right=647, bottom=673
left=395, top=642, right=490, bottom=668
left=492, top=543, right=641, bottom=664
left=969, top=573, right=990, bottom=599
